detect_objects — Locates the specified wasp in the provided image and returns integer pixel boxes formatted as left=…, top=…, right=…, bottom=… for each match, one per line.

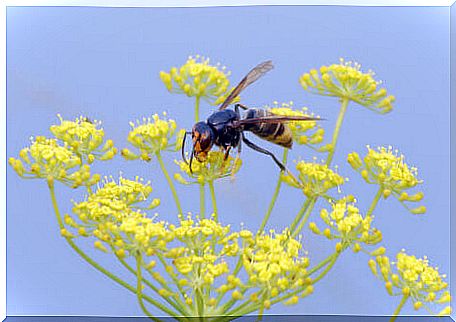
left=182, top=61, right=321, bottom=173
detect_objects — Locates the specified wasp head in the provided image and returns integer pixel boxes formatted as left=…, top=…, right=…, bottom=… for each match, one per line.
left=192, top=122, right=214, bottom=162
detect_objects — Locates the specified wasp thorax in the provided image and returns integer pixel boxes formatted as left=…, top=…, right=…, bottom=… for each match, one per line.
left=192, top=122, right=214, bottom=162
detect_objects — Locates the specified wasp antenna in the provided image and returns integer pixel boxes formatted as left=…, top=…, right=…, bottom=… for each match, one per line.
left=182, top=131, right=189, bottom=165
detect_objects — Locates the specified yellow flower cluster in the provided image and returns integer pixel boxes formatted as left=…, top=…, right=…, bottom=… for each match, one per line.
left=369, top=251, right=450, bottom=315
left=299, top=59, right=395, bottom=113
left=348, top=146, right=425, bottom=214
left=165, top=216, right=239, bottom=293
left=282, top=160, right=345, bottom=197
left=9, top=136, right=100, bottom=188
left=50, top=115, right=117, bottom=163
left=268, top=101, right=324, bottom=147
left=309, top=197, right=383, bottom=254
left=240, top=229, right=313, bottom=307
left=122, top=114, right=185, bottom=161
left=160, top=55, right=233, bottom=106
left=68, top=177, right=164, bottom=253
left=174, top=151, right=242, bottom=185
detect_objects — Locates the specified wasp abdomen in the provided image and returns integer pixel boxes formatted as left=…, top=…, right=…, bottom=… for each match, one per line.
left=243, top=109, right=293, bottom=149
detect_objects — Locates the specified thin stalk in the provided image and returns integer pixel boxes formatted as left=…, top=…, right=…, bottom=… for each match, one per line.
left=258, top=149, right=288, bottom=232
left=367, top=186, right=384, bottom=217
left=326, top=98, right=349, bottom=166
left=195, top=96, right=201, bottom=122
left=113, top=248, right=189, bottom=317
left=200, top=184, right=206, bottom=218
left=289, top=198, right=311, bottom=233
left=47, top=182, right=177, bottom=317
left=389, top=295, right=409, bottom=322
left=135, top=255, right=162, bottom=322
left=208, top=181, right=218, bottom=221
left=291, top=198, right=317, bottom=238
left=306, top=252, right=338, bottom=276
left=312, top=253, right=340, bottom=283
left=156, top=152, right=183, bottom=216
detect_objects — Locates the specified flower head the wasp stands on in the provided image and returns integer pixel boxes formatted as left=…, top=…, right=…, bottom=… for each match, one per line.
left=9, top=56, right=450, bottom=320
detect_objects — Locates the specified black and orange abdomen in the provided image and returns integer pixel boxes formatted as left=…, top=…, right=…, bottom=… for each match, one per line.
left=243, top=109, right=293, bottom=148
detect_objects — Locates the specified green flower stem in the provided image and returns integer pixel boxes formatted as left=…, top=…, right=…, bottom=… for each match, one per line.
left=135, top=255, right=162, bottom=322
left=200, top=184, right=206, bottom=218
left=155, top=253, right=188, bottom=301
left=156, top=152, right=183, bottom=216
left=367, top=186, right=384, bottom=217
left=389, top=295, right=409, bottom=322
left=208, top=181, right=218, bottom=221
left=289, top=198, right=312, bottom=233
left=291, top=197, right=317, bottom=238
left=112, top=248, right=189, bottom=317
left=312, top=252, right=340, bottom=284
left=195, top=96, right=201, bottom=122
left=258, top=149, right=288, bottom=232
left=326, top=97, right=350, bottom=166
left=307, top=252, right=339, bottom=276
left=195, top=286, right=205, bottom=320
left=47, top=182, right=177, bottom=317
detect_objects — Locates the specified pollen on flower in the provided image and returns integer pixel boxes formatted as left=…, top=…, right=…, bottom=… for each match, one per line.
left=160, top=55, right=235, bottom=106
left=299, top=59, right=394, bottom=113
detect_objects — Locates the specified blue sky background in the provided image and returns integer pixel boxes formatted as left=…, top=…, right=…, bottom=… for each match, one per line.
left=6, top=5, right=450, bottom=317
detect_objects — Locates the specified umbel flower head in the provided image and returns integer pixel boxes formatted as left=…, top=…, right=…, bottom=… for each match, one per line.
left=174, top=151, right=242, bottom=185
left=50, top=115, right=117, bottom=163
left=67, top=176, right=163, bottom=252
left=348, top=146, right=425, bottom=214
left=8, top=136, right=100, bottom=188
left=160, top=55, right=234, bottom=106
left=299, top=59, right=395, bottom=113
left=122, top=113, right=185, bottom=161
left=239, top=229, right=313, bottom=308
left=309, top=196, right=384, bottom=254
left=369, top=251, right=451, bottom=315
left=282, top=159, right=345, bottom=198
left=267, top=101, right=324, bottom=148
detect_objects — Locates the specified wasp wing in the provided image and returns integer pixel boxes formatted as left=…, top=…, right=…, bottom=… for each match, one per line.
left=233, top=115, right=323, bottom=128
left=218, top=61, right=274, bottom=111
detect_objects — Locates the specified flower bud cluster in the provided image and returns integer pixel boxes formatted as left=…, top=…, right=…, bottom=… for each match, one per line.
left=348, top=146, right=425, bottom=214
left=9, top=136, right=100, bottom=188
left=369, top=251, right=450, bottom=315
left=239, top=229, right=313, bottom=308
left=160, top=55, right=234, bottom=106
left=122, top=113, right=185, bottom=161
left=299, top=59, right=394, bottom=113
left=282, top=160, right=345, bottom=197
left=309, top=196, right=383, bottom=254
left=50, top=115, right=117, bottom=162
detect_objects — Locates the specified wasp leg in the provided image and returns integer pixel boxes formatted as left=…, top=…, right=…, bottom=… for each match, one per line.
left=235, top=103, right=249, bottom=111
left=181, top=131, right=190, bottom=165
left=241, top=133, right=285, bottom=171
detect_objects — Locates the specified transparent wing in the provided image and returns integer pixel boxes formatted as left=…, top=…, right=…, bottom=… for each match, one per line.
left=233, top=115, right=323, bottom=128
left=218, top=61, right=274, bottom=111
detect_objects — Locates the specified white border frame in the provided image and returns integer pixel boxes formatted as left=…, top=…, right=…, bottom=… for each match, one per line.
left=1, top=1, right=454, bottom=321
